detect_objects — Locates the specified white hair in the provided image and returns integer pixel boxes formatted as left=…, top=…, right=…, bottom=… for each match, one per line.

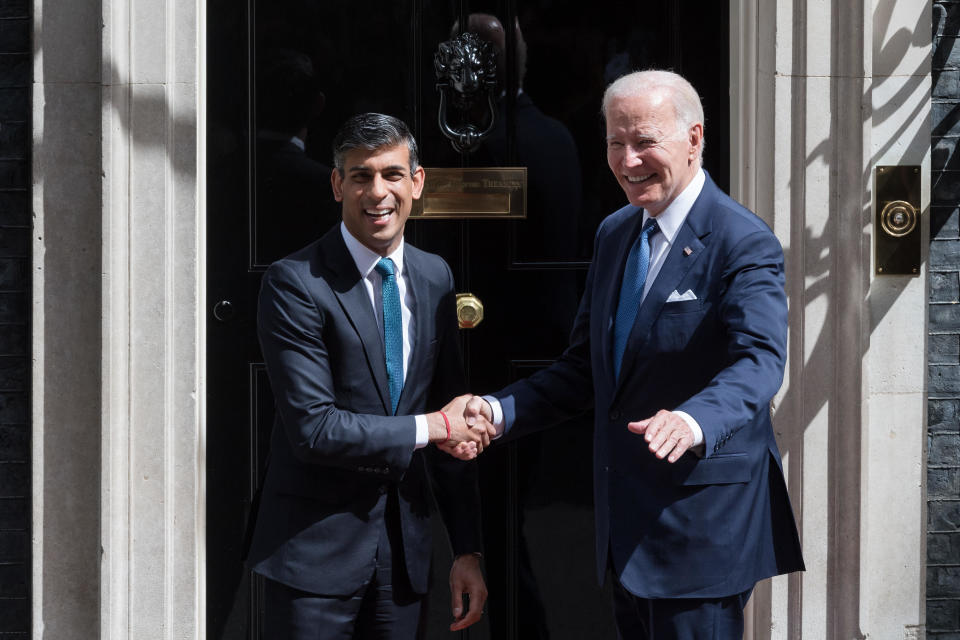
left=602, top=70, right=705, bottom=160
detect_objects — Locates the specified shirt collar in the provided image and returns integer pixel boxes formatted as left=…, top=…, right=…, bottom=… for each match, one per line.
left=642, top=168, right=705, bottom=245
left=289, top=135, right=306, bottom=151
left=340, top=222, right=405, bottom=279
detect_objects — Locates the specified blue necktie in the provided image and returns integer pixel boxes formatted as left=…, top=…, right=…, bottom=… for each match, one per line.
left=375, top=257, right=404, bottom=414
left=613, top=218, right=659, bottom=379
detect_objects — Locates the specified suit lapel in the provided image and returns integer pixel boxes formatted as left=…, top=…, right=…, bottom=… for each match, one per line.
left=613, top=175, right=717, bottom=397
left=321, top=230, right=392, bottom=414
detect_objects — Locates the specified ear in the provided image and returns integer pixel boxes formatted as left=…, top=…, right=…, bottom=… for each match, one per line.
left=331, top=168, right=344, bottom=202
left=688, top=123, right=704, bottom=161
left=411, top=166, right=426, bottom=200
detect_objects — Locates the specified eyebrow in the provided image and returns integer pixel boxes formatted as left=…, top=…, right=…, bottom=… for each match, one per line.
left=347, top=164, right=408, bottom=173
left=606, top=132, right=659, bottom=142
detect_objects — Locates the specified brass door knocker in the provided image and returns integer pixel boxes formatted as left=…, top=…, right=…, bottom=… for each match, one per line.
left=434, top=32, right=498, bottom=153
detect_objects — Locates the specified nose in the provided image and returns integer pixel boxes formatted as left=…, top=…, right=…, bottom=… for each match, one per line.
left=367, top=174, right=389, bottom=200
left=624, top=145, right=644, bottom=167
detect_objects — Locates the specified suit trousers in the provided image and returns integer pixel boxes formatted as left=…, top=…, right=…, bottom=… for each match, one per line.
left=611, top=571, right=751, bottom=640
left=261, top=491, right=425, bottom=640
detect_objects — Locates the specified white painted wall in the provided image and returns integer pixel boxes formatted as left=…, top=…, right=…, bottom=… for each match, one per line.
left=732, top=1, right=930, bottom=638
left=32, top=0, right=104, bottom=637
left=32, top=0, right=204, bottom=638
left=100, top=0, right=204, bottom=637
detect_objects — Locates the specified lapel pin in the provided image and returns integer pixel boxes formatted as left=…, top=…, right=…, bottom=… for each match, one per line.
left=683, top=246, right=693, bottom=256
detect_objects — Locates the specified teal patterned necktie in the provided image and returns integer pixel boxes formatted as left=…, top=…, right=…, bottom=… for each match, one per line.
left=375, top=257, right=404, bottom=414
left=613, top=218, right=659, bottom=379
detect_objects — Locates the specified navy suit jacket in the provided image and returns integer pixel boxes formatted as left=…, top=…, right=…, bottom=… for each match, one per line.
left=247, top=226, right=481, bottom=596
left=495, top=173, right=804, bottom=598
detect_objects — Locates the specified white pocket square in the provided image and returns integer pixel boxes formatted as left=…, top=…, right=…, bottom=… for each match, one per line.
left=666, top=289, right=698, bottom=302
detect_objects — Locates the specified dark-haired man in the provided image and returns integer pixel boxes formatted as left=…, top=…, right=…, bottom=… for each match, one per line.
left=248, top=113, right=493, bottom=639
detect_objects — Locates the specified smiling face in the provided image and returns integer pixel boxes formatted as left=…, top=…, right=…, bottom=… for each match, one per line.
left=605, top=90, right=702, bottom=216
left=331, top=143, right=425, bottom=256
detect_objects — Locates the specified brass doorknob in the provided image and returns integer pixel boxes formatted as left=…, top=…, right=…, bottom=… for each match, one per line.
left=456, top=293, right=484, bottom=329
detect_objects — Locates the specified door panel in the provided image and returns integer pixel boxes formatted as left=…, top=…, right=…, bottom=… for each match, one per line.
left=207, top=2, right=728, bottom=638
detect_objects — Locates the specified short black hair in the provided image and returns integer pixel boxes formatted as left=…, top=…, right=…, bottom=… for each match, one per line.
left=332, top=113, right=419, bottom=175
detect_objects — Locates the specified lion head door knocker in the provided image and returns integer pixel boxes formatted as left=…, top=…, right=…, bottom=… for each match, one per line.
left=434, top=32, right=498, bottom=153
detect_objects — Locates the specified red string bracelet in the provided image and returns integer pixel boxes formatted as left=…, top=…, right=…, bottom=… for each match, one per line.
left=439, top=411, right=451, bottom=443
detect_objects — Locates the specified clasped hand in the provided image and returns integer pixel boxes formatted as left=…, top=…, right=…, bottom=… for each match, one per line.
left=432, top=394, right=497, bottom=460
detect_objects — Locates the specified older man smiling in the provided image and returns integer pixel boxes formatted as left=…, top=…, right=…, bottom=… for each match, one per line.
left=466, top=70, right=804, bottom=638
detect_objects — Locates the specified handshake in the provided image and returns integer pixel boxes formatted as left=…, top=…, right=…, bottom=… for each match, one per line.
left=427, top=394, right=498, bottom=460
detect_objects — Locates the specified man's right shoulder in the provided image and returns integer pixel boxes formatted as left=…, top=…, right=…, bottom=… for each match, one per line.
left=262, top=236, right=338, bottom=296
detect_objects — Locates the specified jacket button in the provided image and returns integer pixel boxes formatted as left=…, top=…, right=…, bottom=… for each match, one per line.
left=609, top=409, right=622, bottom=421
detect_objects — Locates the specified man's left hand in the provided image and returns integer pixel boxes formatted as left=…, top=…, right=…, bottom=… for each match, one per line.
left=449, top=553, right=487, bottom=631
left=628, top=410, right=694, bottom=463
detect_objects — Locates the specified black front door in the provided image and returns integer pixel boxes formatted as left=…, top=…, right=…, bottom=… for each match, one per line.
left=206, top=2, right=729, bottom=638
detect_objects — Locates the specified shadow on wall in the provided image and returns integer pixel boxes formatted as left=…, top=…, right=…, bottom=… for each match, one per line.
left=753, top=2, right=939, bottom=639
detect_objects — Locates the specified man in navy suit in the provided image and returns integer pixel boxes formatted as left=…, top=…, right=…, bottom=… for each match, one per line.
left=467, top=70, right=804, bottom=637
left=248, top=113, right=493, bottom=639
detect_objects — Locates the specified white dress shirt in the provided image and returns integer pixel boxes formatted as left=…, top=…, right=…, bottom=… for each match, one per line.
left=486, top=169, right=707, bottom=452
left=639, top=169, right=705, bottom=303
left=340, top=223, right=430, bottom=448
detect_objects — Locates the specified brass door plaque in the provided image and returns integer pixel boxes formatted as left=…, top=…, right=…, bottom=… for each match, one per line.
left=875, top=165, right=921, bottom=275
left=411, top=167, right=527, bottom=219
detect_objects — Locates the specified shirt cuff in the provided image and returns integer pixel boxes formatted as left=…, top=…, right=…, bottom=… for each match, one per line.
left=414, top=414, right=429, bottom=449
left=482, top=395, right=505, bottom=438
left=673, top=410, right=705, bottom=457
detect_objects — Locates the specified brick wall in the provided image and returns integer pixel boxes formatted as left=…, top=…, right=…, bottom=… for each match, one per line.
left=930, top=2, right=960, bottom=637
left=0, top=0, right=29, bottom=636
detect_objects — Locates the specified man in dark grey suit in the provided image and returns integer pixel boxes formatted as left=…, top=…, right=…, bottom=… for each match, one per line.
left=247, top=113, right=493, bottom=639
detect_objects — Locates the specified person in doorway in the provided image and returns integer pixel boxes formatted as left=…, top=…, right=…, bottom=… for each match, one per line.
left=254, top=47, right=341, bottom=263
left=465, top=70, right=805, bottom=637
left=247, top=112, right=495, bottom=639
